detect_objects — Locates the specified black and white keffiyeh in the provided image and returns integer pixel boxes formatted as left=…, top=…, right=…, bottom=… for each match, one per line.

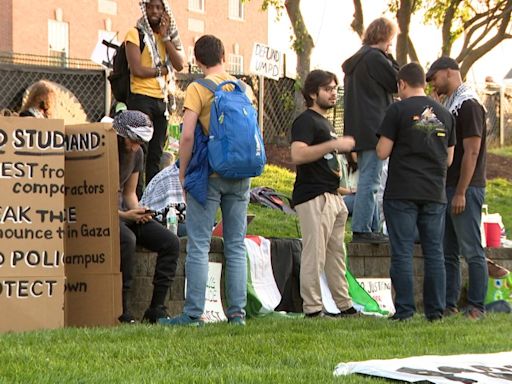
left=136, top=0, right=182, bottom=114
left=444, top=83, right=481, bottom=116
left=113, top=110, right=154, bottom=143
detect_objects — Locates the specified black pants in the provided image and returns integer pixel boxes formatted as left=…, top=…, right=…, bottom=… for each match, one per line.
left=119, top=218, right=179, bottom=313
left=126, top=93, right=168, bottom=195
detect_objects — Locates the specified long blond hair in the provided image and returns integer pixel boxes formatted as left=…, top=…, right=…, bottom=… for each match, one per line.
left=20, top=80, right=56, bottom=118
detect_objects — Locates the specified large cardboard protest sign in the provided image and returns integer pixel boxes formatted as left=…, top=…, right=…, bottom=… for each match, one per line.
left=64, top=123, right=121, bottom=326
left=0, top=116, right=66, bottom=332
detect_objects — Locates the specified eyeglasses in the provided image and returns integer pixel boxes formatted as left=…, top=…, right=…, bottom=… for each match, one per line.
left=321, top=85, right=338, bottom=93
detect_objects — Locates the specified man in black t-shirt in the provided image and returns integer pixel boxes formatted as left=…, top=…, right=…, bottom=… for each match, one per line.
left=377, top=63, right=455, bottom=321
left=427, top=57, right=488, bottom=320
left=290, top=70, right=357, bottom=318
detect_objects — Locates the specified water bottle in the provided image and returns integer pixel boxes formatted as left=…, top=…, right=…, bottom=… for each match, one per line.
left=166, top=206, right=178, bottom=235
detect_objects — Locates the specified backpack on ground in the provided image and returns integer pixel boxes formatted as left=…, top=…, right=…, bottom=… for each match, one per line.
left=107, top=28, right=145, bottom=103
left=195, top=78, right=266, bottom=179
left=250, top=187, right=295, bottom=215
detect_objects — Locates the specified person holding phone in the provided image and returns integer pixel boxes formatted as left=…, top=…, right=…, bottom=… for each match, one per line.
left=124, top=0, right=185, bottom=197
left=115, top=110, right=180, bottom=324
left=19, top=80, right=56, bottom=119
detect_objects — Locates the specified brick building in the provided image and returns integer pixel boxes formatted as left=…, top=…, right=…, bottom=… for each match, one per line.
left=0, top=0, right=268, bottom=73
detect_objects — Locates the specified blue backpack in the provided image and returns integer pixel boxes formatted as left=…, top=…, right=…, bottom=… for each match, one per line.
left=195, top=78, right=266, bottom=179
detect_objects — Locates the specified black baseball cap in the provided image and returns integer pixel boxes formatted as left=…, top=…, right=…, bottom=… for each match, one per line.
left=426, top=57, right=459, bottom=81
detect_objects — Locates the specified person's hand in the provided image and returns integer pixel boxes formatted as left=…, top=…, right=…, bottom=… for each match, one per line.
left=158, top=13, right=170, bottom=36
left=333, top=136, right=355, bottom=153
left=126, top=207, right=153, bottom=224
left=451, top=193, right=466, bottom=215
left=430, top=90, right=440, bottom=102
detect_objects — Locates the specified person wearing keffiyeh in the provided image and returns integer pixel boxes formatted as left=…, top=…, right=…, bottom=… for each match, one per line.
left=114, top=110, right=180, bottom=324
left=124, top=0, right=185, bottom=197
left=427, top=57, right=488, bottom=320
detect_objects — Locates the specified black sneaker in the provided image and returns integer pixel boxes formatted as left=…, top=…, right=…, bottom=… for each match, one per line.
left=389, top=313, right=413, bottom=322
left=142, top=305, right=171, bottom=324
left=336, top=306, right=359, bottom=317
left=118, top=313, right=136, bottom=324
left=351, top=232, right=388, bottom=244
left=305, top=311, right=337, bottom=319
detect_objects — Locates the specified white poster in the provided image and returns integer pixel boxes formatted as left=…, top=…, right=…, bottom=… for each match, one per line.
left=334, top=352, right=512, bottom=383
left=249, top=42, right=283, bottom=80
left=356, top=278, right=395, bottom=315
left=202, top=262, right=227, bottom=323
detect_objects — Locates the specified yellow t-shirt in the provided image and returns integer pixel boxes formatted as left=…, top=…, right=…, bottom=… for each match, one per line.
left=183, top=73, right=238, bottom=135
left=125, top=27, right=167, bottom=99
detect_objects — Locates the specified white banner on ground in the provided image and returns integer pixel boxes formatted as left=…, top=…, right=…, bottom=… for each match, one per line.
left=356, top=278, right=395, bottom=315
left=334, top=352, right=512, bottom=383
left=202, top=262, right=227, bottom=323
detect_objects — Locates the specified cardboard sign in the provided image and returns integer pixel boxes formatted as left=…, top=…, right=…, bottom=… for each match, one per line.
left=0, top=116, right=66, bottom=332
left=249, top=43, right=283, bottom=80
left=64, top=273, right=122, bottom=327
left=64, top=123, right=120, bottom=275
left=64, top=123, right=121, bottom=326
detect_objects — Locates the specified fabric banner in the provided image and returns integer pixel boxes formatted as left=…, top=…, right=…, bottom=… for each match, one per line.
left=334, top=352, right=512, bottom=383
left=245, top=236, right=282, bottom=317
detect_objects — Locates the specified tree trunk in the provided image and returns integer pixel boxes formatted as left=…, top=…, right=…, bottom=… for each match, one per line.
left=351, top=0, right=364, bottom=38
left=396, top=0, right=412, bottom=65
left=285, top=0, right=314, bottom=118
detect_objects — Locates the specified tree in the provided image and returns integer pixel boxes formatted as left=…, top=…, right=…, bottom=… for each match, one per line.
left=350, top=0, right=512, bottom=79
left=260, top=0, right=314, bottom=117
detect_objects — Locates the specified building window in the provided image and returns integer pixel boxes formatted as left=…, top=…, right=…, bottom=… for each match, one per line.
left=227, top=54, right=243, bottom=75
left=48, top=19, right=69, bottom=66
left=188, top=0, right=204, bottom=12
left=228, top=0, right=244, bottom=20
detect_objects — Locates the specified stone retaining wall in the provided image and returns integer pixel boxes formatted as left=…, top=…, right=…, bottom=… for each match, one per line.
left=129, top=238, right=512, bottom=319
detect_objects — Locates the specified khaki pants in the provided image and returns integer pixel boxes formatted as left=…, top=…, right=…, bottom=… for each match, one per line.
left=295, top=192, right=352, bottom=314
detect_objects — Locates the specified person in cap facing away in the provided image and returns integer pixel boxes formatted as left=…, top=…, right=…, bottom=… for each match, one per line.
left=114, top=110, right=180, bottom=324
left=426, top=56, right=488, bottom=320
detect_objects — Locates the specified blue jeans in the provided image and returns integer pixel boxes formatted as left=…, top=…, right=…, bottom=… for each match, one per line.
left=384, top=199, right=447, bottom=319
left=352, top=150, right=383, bottom=233
left=444, top=186, right=487, bottom=311
left=184, top=176, right=250, bottom=318
left=343, top=193, right=379, bottom=232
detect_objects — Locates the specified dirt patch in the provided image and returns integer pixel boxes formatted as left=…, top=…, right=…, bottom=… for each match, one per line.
left=266, top=144, right=512, bottom=181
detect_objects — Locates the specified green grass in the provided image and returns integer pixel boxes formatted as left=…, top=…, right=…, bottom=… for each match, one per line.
left=489, top=145, right=512, bottom=157
left=1, top=315, right=511, bottom=383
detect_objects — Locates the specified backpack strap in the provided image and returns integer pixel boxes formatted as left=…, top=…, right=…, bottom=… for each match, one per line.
left=135, top=27, right=146, bottom=53
left=195, top=78, right=218, bottom=93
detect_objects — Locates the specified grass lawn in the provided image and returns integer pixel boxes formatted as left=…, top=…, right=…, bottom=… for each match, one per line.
left=489, top=145, right=512, bottom=157
left=1, top=314, right=511, bottom=383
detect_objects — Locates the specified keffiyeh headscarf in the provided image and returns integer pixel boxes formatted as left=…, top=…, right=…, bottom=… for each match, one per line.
left=113, top=110, right=154, bottom=143
left=444, top=83, right=481, bottom=116
left=136, top=0, right=182, bottom=114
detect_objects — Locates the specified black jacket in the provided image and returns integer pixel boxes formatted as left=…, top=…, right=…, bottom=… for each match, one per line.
left=342, top=46, right=399, bottom=151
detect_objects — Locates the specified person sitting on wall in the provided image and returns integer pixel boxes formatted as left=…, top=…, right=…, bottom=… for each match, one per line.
left=19, top=79, right=56, bottom=119
left=114, top=110, right=180, bottom=324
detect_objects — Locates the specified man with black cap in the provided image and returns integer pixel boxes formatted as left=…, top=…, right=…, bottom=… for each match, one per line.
left=114, top=110, right=180, bottom=324
left=427, top=56, right=488, bottom=320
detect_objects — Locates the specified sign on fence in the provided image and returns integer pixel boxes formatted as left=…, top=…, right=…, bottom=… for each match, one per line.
left=249, top=43, right=283, bottom=80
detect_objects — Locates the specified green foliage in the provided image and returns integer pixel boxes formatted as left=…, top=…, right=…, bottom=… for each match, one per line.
left=1, top=315, right=511, bottom=383
left=489, top=146, right=512, bottom=157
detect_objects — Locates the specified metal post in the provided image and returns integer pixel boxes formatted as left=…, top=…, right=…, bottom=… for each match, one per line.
left=499, top=84, right=505, bottom=147
left=258, top=75, right=264, bottom=136
left=105, top=69, right=112, bottom=117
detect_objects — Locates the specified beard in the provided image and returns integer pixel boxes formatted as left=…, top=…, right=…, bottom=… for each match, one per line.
left=316, top=99, right=336, bottom=110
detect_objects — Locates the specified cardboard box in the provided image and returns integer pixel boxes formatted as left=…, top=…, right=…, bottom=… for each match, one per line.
left=64, top=272, right=122, bottom=327
left=0, top=117, right=66, bottom=278
left=0, top=275, right=65, bottom=332
left=64, top=123, right=120, bottom=275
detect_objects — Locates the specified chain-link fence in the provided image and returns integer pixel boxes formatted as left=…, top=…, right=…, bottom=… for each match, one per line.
left=0, top=51, right=107, bottom=123
left=476, top=83, right=512, bottom=147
